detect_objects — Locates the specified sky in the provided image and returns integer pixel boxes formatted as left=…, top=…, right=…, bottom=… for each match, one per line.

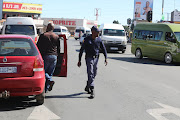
left=3, top=0, right=180, bottom=25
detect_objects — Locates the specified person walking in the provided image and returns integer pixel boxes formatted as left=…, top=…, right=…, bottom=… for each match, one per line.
left=37, top=23, right=60, bottom=93
left=77, top=26, right=108, bottom=99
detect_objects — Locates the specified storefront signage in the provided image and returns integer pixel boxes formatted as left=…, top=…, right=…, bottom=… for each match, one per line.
left=53, top=20, right=76, bottom=26
left=3, top=2, right=42, bottom=14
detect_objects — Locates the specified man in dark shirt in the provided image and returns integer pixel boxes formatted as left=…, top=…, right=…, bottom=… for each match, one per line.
left=37, top=23, right=60, bottom=93
left=77, top=26, right=108, bottom=99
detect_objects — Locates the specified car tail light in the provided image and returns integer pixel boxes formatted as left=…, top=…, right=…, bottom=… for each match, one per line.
left=33, top=55, right=44, bottom=72
left=35, top=36, right=38, bottom=43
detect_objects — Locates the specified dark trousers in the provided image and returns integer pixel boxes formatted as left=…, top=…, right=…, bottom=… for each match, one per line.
left=85, top=57, right=99, bottom=87
left=42, top=55, right=57, bottom=91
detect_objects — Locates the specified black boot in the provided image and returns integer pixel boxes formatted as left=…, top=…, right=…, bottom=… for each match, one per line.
left=89, top=86, right=95, bottom=99
left=85, top=81, right=91, bottom=94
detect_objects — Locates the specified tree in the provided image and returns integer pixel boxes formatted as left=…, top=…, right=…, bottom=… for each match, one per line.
left=113, top=20, right=119, bottom=24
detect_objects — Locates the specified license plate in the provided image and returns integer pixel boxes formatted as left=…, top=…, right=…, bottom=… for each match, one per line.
left=0, top=67, right=17, bottom=73
left=110, top=47, right=118, bottom=50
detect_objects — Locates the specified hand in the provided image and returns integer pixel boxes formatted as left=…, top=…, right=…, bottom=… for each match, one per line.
left=104, top=59, right=108, bottom=66
left=77, top=61, right=81, bottom=67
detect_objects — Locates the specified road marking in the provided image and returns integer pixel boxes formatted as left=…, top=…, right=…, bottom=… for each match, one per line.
left=147, top=101, right=180, bottom=120
left=27, top=105, right=61, bottom=120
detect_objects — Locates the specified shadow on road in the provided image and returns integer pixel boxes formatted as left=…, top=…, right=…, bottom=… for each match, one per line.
left=108, top=57, right=179, bottom=66
left=0, top=97, right=38, bottom=111
left=45, top=92, right=88, bottom=99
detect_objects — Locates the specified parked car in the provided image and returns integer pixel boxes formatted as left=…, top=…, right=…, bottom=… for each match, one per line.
left=0, top=35, right=45, bottom=104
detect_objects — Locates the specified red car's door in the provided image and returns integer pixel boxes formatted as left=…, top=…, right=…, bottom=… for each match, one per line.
left=53, top=35, right=67, bottom=77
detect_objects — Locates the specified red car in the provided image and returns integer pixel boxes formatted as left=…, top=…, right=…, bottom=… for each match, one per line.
left=0, top=35, right=45, bottom=104
left=0, top=35, right=68, bottom=105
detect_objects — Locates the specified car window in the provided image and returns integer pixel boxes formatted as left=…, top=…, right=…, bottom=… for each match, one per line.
left=0, top=38, right=39, bottom=56
left=165, top=32, right=174, bottom=41
left=155, top=31, right=163, bottom=40
left=53, top=29, right=61, bottom=32
left=5, top=25, right=35, bottom=35
left=75, top=29, right=84, bottom=33
left=174, top=32, right=180, bottom=42
left=103, top=29, right=125, bottom=36
left=62, top=29, right=67, bottom=32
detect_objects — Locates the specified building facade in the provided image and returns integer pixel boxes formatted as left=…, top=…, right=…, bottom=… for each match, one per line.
left=42, top=18, right=98, bottom=34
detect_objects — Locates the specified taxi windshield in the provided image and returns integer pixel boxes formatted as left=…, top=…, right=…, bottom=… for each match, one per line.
left=5, top=25, right=35, bottom=35
left=103, top=29, right=125, bottom=36
left=174, top=32, right=180, bottom=42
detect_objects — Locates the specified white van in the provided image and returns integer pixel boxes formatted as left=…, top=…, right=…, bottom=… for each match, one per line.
left=99, top=24, right=127, bottom=53
left=2, top=17, right=38, bottom=43
left=74, top=26, right=91, bottom=40
left=53, top=25, right=70, bottom=39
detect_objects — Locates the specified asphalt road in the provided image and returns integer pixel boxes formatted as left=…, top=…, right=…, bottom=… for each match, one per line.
left=1, top=37, right=180, bottom=120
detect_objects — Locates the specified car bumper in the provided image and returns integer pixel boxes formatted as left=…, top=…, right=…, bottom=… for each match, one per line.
left=0, top=71, right=45, bottom=97
left=104, top=44, right=126, bottom=51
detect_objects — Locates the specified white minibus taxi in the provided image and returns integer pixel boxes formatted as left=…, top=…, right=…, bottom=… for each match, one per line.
left=74, top=26, right=91, bottom=40
left=53, top=25, right=70, bottom=39
left=2, top=17, right=38, bottom=43
left=99, top=23, right=127, bottom=53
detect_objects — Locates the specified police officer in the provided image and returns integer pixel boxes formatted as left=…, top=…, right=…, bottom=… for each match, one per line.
left=77, top=26, right=108, bottom=99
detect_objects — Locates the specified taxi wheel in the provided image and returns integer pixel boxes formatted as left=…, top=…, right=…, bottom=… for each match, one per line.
left=36, top=90, right=45, bottom=105
left=135, top=49, right=143, bottom=59
left=164, top=52, right=172, bottom=64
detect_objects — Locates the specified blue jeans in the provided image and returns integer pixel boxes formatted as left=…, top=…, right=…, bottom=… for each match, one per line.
left=42, top=55, right=57, bottom=90
left=85, top=57, right=99, bottom=87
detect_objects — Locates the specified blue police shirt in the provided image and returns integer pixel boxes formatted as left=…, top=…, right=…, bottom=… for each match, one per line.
left=79, top=35, right=107, bottom=62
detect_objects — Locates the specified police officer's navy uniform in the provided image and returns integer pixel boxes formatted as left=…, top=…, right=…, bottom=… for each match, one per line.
left=79, top=33, right=107, bottom=98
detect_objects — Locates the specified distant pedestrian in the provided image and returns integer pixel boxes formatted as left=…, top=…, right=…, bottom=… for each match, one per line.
left=77, top=26, right=108, bottom=99
left=37, top=23, right=60, bottom=93
left=79, top=30, right=82, bottom=39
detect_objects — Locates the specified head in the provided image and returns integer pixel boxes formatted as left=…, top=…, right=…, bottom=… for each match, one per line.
left=146, top=1, right=150, bottom=7
left=91, top=26, right=100, bottom=39
left=46, top=23, right=54, bottom=32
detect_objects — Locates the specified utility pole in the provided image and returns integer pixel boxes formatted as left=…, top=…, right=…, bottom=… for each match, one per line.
left=162, top=0, right=164, bottom=16
left=162, top=0, right=164, bottom=21
left=95, top=8, right=100, bottom=21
